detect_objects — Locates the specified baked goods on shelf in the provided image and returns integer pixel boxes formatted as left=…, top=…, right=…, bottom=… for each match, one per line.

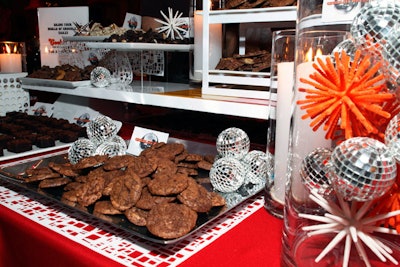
left=215, top=50, right=272, bottom=72
left=27, top=64, right=95, bottom=81
left=224, top=0, right=296, bottom=9
left=0, top=112, right=85, bottom=155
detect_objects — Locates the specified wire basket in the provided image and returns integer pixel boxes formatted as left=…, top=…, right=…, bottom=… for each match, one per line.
left=0, top=72, right=29, bottom=116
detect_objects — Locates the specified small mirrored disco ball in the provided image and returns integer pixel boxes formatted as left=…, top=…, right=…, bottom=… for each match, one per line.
left=68, top=138, right=96, bottom=164
left=95, top=141, right=126, bottom=157
left=350, top=0, right=400, bottom=60
left=241, top=150, right=273, bottom=184
left=385, top=112, right=400, bottom=162
left=210, top=157, right=245, bottom=193
left=219, top=192, right=245, bottom=208
left=87, top=115, right=119, bottom=145
left=328, top=137, right=397, bottom=202
left=216, top=127, right=250, bottom=159
left=301, top=147, right=334, bottom=196
left=109, top=135, right=127, bottom=150
left=383, top=26, right=400, bottom=90
left=90, top=66, right=112, bottom=87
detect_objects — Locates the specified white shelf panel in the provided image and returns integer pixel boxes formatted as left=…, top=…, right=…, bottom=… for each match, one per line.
left=86, top=42, right=194, bottom=52
left=22, top=81, right=271, bottom=120
left=208, top=70, right=270, bottom=87
left=202, top=7, right=297, bottom=24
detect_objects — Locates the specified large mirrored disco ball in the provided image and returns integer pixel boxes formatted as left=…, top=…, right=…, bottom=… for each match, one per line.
left=301, top=147, right=334, bottom=196
left=328, top=137, right=397, bottom=202
left=385, top=112, right=400, bottom=162
left=216, top=127, right=250, bottom=159
left=87, top=115, right=119, bottom=145
left=68, top=138, right=96, bottom=164
left=95, top=140, right=126, bottom=157
left=90, top=66, right=112, bottom=88
left=210, top=157, right=245, bottom=193
left=350, top=0, right=400, bottom=59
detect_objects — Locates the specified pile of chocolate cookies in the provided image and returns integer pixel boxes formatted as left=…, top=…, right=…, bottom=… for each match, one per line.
left=104, top=29, right=190, bottom=44
left=27, top=64, right=96, bottom=81
left=21, top=142, right=225, bottom=240
left=224, top=0, right=296, bottom=9
left=215, top=50, right=271, bottom=72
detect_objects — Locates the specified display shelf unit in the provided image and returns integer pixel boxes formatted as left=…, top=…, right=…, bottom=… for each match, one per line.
left=21, top=81, right=271, bottom=120
left=200, top=6, right=296, bottom=99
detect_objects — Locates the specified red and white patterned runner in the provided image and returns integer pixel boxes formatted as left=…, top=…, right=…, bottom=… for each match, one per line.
left=0, top=183, right=263, bottom=266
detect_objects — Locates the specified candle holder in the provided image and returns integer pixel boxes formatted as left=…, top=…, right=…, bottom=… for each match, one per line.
left=264, top=29, right=296, bottom=219
left=0, top=41, right=27, bottom=73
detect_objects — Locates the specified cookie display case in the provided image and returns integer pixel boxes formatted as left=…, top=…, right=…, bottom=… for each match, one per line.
left=200, top=4, right=296, bottom=99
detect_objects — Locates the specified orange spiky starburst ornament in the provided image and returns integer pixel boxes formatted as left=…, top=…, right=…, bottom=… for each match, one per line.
left=297, top=49, right=396, bottom=141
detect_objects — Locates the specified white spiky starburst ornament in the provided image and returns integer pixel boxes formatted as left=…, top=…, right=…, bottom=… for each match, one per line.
left=154, top=7, right=188, bottom=40
left=300, top=189, right=400, bottom=267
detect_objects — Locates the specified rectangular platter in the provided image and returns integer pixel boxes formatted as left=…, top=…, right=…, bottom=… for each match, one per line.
left=20, top=78, right=91, bottom=89
left=0, top=138, right=261, bottom=244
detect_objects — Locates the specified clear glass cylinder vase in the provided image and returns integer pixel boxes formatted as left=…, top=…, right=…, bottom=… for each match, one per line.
left=281, top=1, right=400, bottom=265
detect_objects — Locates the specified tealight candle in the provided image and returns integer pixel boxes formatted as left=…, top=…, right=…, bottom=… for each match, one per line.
left=0, top=42, right=23, bottom=73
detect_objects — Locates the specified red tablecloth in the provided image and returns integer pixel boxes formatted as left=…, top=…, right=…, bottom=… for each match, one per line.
left=0, top=195, right=283, bottom=267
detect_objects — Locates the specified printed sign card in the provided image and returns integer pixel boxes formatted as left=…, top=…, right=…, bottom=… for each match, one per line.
left=127, top=126, right=169, bottom=156
left=38, top=7, right=89, bottom=67
left=321, top=0, right=362, bottom=23
left=123, top=13, right=142, bottom=30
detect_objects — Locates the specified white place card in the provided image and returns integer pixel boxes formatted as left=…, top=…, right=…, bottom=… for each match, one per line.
left=127, top=126, right=169, bottom=156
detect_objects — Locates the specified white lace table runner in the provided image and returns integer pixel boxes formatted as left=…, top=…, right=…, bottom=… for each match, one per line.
left=0, top=183, right=263, bottom=266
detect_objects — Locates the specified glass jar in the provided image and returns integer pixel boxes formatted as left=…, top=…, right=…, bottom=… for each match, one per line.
left=281, top=1, right=400, bottom=266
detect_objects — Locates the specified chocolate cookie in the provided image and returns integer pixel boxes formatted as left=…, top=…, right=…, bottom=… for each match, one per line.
left=135, top=186, right=175, bottom=210
left=103, top=154, right=136, bottom=171
left=25, top=167, right=61, bottom=182
left=74, top=155, right=109, bottom=169
left=48, top=162, right=80, bottom=177
left=177, top=178, right=213, bottom=213
left=125, top=206, right=148, bottom=226
left=146, top=202, right=198, bottom=239
left=147, top=173, right=189, bottom=196
left=110, top=173, right=142, bottom=211
left=94, top=200, right=122, bottom=215
left=75, top=175, right=105, bottom=207
left=38, top=177, right=71, bottom=188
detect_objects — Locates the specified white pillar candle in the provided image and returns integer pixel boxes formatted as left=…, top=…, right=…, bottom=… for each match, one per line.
left=270, top=61, right=294, bottom=205
left=0, top=53, right=22, bottom=73
left=291, top=61, right=332, bottom=202
left=193, top=12, right=222, bottom=81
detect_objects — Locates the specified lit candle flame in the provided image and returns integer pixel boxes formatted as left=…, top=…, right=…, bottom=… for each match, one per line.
left=208, top=0, right=212, bottom=10
left=45, top=46, right=49, bottom=54
left=5, top=44, right=11, bottom=54
left=316, top=48, right=323, bottom=58
left=305, top=47, right=313, bottom=62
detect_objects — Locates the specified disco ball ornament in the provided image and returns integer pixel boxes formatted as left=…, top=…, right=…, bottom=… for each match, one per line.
left=68, top=138, right=96, bottom=164
left=90, top=66, right=112, bottom=87
left=384, top=112, right=400, bottom=162
left=237, top=181, right=265, bottom=197
left=241, top=150, right=273, bottom=185
left=87, top=115, right=119, bottom=145
left=210, top=157, right=245, bottom=193
left=383, top=26, right=400, bottom=91
left=350, top=0, right=400, bottom=60
left=300, top=147, right=334, bottom=196
left=328, top=137, right=397, bottom=202
left=216, top=127, right=250, bottom=159
left=219, top=191, right=244, bottom=208
left=95, top=140, right=126, bottom=157
left=332, top=39, right=357, bottom=60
